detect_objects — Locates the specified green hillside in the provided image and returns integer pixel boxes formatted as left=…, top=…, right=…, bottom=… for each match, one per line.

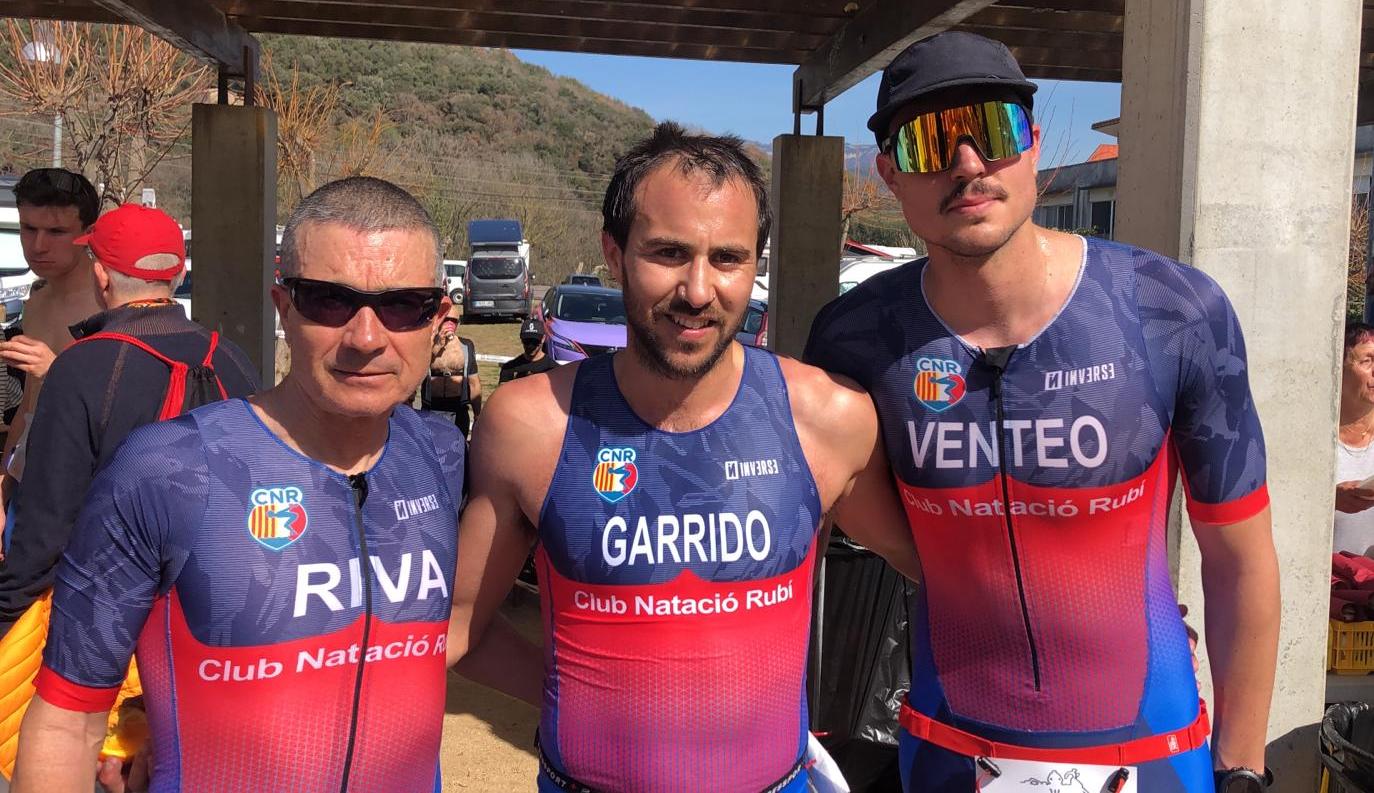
left=262, top=35, right=653, bottom=187
left=0, top=29, right=657, bottom=284
left=255, top=36, right=655, bottom=279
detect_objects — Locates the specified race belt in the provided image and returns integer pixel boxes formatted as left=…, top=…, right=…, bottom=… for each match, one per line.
left=899, top=700, right=1210, bottom=766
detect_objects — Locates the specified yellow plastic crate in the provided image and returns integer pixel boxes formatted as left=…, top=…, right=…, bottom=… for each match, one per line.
left=1330, top=620, right=1374, bottom=674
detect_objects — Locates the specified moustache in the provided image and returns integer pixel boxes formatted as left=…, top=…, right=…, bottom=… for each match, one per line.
left=656, top=298, right=723, bottom=326
left=940, top=179, right=1009, bottom=213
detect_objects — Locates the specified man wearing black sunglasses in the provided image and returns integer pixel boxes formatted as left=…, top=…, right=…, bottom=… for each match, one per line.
left=804, top=32, right=1278, bottom=793
left=447, top=123, right=920, bottom=793
left=15, top=177, right=464, bottom=793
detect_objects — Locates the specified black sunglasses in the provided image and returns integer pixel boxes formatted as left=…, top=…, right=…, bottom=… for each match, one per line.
left=18, top=167, right=87, bottom=198
left=280, top=277, right=444, bottom=332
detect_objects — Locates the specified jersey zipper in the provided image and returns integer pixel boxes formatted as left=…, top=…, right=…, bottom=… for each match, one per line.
left=339, top=472, right=373, bottom=793
left=983, top=346, right=1042, bottom=691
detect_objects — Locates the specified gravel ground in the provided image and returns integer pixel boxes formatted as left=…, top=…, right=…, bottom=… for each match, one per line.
left=439, top=597, right=543, bottom=791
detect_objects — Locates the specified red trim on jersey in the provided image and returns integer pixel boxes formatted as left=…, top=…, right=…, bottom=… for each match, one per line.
left=34, top=665, right=120, bottom=713
left=1186, top=483, right=1269, bottom=526
left=900, top=700, right=1210, bottom=765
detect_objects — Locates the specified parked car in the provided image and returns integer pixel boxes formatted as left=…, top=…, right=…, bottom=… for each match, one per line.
left=542, top=284, right=627, bottom=363
left=736, top=299, right=768, bottom=348
left=561, top=273, right=600, bottom=286
left=173, top=262, right=192, bottom=316
left=444, top=259, right=466, bottom=303
left=0, top=206, right=38, bottom=323
left=464, top=219, right=532, bottom=322
left=838, top=255, right=915, bottom=295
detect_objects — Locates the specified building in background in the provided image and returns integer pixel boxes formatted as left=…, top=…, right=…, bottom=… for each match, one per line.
left=1036, top=121, right=1374, bottom=240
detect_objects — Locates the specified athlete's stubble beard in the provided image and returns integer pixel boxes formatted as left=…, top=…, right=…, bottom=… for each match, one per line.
left=624, top=289, right=745, bottom=381
left=929, top=177, right=1026, bottom=259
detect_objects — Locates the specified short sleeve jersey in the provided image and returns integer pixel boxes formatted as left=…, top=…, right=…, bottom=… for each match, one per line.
left=37, top=399, right=464, bottom=793
left=805, top=237, right=1267, bottom=744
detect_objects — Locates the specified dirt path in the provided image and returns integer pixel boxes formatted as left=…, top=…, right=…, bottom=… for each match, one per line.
left=439, top=596, right=542, bottom=791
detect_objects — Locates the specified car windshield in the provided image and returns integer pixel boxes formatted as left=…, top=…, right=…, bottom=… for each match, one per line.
left=471, top=257, right=523, bottom=279
left=553, top=291, right=626, bottom=325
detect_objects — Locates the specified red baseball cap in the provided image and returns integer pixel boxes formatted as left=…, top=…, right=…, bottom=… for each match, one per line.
left=73, top=204, right=185, bottom=281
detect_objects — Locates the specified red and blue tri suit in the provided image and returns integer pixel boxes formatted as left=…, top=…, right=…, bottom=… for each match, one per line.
left=805, top=237, right=1268, bottom=792
left=37, top=399, right=464, bottom=792
left=535, top=346, right=823, bottom=792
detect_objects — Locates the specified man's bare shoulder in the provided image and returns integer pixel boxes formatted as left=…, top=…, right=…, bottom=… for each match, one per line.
left=22, top=281, right=97, bottom=350
left=775, top=355, right=877, bottom=434
left=471, top=361, right=578, bottom=470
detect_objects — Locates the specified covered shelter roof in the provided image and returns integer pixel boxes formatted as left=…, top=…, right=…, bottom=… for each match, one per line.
left=11, top=0, right=1372, bottom=120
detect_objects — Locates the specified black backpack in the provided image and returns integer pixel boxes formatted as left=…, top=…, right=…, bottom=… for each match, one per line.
left=70, top=330, right=229, bottom=420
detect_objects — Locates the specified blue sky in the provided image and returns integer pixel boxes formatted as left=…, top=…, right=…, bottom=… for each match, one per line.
left=515, top=51, right=1122, bottom=167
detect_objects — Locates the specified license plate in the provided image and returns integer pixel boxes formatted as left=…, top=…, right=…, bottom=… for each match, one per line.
left=978, top=758, right=1136, bottom=792
left=472, top=300, right=494, bottom=308
left=0, top=284, right=30, bottom=302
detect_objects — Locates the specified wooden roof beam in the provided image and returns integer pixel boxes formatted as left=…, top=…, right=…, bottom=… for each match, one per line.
left=793, top=0, right=1000, bottom=112
left=5, top=0, right=124, bottom=24
left=91, top=0, right=259, bottom=76
left=963, top=5, right=1123, bottom=34
left=221, top=0, right=847, bottom=37
left=231, top=3, right=826, bottom=51
left=235, top=16, right=808, bottom=64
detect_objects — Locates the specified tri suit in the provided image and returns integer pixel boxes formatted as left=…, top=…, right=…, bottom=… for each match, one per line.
left=805, top=237, right=1268, bottom=792
left=37, top=399, right=464, bottom=792
left=534, top=346, right=823, bottom=792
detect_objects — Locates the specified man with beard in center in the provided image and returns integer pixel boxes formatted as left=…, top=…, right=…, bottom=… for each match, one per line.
left=444, top=122, right=921, bottom=792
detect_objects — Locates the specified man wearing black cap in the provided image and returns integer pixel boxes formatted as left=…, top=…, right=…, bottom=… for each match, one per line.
left=499, top=316, right=556, bottom=383
left=805, top=31, right=1278, bottom=793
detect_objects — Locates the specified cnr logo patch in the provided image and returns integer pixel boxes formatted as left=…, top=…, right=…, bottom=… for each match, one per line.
left=592, top=447, right=638, bottom=504
left=913, top=357, right=966, bottom=413
left=247, top=485, right=309, bottom=550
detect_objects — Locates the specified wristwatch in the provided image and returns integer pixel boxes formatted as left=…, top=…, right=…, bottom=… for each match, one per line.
left=1214, top=767, right=1272, bottom=793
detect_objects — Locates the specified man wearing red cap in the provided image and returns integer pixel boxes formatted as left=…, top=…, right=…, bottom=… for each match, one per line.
left=0, top=203, right=259, bottom=642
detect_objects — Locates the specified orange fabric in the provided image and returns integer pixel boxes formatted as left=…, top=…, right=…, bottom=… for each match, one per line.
left=0, top=593, right=50, bottom=780
left=0, top=592, right=142, bottom=780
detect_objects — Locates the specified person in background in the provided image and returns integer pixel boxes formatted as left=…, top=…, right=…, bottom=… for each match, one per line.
left=498, top=316, right=556, bottom=383
left=0, top=202, right=259, bottom=636
left=423, top=306, right=481, bottom=435
left=12, top=176, right=463, bottom=793
left=1336, top=321, right=1374, bottom=555
left=0, top=169, right=103, bottom=548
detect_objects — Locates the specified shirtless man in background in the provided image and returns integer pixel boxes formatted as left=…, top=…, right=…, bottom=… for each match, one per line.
left=0, top=168, right=103, bottom=541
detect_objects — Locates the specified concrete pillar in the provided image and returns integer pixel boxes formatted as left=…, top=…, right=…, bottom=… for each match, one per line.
left=191, top=103, right=277, bottom=386
left=768, top=134, right=844, bottom=358
left=1116, top=1, right=1361, bottom=788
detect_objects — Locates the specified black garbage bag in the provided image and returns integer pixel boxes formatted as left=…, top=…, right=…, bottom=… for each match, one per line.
left=809, top=532, right=911, bottom=792
left=1322, top=702, right=1374, bottom=793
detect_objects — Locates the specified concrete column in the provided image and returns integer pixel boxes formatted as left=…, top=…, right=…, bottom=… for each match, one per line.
left=1116, top=0, right=1360, bottom=787
left=191, top=103, right=277, bottom=386
left=768, top=134, right=844, bottom=358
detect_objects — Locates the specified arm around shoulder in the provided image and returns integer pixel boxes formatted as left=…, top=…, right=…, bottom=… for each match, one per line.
left=445, top=371, right=568, bottom=706
left=780, top=359, right=922, bottom=583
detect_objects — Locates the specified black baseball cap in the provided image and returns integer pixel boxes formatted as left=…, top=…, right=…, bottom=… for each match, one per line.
left=868, top=31, right=1037, bottom=145
left=520, top=317, right=544, bottom=340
